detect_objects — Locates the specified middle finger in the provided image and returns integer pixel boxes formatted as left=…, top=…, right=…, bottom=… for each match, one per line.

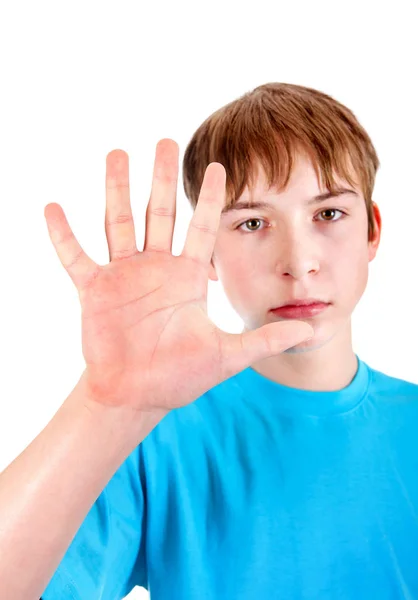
left=143, top=138, right=179, bottom=254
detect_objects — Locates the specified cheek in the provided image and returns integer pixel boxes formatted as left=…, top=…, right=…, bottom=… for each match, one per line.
left=216, top=255, right=263, bottom=305
left=333, top=244, right=369, bottom=299
left=215, top=242, right=261, bottom=278
left=224, top=258, right=261, bottom=288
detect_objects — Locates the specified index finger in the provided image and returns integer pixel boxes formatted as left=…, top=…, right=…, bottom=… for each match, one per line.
left=182, top=162, right=226, bottom=266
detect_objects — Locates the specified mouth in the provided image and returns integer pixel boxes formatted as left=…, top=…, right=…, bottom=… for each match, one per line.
left=274, top=298, right=329, bottom=308
left=270, top=301, right=330, bottom=319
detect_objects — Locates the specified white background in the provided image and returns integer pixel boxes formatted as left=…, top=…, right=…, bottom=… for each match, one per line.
left=0, top=1, right=416, bottom=598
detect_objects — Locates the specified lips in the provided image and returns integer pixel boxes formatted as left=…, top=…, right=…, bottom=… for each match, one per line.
left=277, top=298, right=328, bottom=308
left=271, top=302, right=330, bottom=319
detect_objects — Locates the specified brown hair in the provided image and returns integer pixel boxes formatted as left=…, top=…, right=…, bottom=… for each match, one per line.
left=182, top=82, right=380, bottom=241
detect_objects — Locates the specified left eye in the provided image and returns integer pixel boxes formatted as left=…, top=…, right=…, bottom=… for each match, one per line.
left=235, top=209, right=346, bottom=233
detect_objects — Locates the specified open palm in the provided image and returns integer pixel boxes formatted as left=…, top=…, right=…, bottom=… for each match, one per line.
left=44, top=140, right=314, bottom=414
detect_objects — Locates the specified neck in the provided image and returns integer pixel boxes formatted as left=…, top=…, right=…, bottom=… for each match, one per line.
left=247, top=320, right=358, bottom=392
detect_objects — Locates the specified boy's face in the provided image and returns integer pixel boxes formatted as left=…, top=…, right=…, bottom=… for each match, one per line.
left=208, top=152, right=381, bottom=350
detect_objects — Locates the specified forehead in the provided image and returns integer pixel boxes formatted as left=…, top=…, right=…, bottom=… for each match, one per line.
left=244, top=153, right=357, bottom=200
left=220, top=154, right=361, bottom=217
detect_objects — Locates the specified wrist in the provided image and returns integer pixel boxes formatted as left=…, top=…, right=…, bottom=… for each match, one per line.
left=66, top=371, right=167, bottom=450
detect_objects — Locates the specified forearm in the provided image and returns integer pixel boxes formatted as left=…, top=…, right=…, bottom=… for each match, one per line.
left=0, top=373, right=163, bottom=600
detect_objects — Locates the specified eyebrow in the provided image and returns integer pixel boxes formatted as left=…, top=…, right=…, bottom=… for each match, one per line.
left=221, top=187, right=358, bottom=215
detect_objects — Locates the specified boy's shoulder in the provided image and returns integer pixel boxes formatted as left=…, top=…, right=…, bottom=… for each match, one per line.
left=367, top=361, right=418, bottom=398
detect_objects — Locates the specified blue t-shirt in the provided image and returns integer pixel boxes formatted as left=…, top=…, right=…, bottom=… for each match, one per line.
left=42, top=355, right=418, bottom=599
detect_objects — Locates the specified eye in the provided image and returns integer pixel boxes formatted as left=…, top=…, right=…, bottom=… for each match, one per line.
left=235, top=218, right=268, bottom=233
left=235, top=209, right=346, bottom=233
left=316, top=208, right=346, bottom=222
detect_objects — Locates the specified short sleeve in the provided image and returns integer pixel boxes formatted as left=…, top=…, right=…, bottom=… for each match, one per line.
left=41, top=443, right=148, bottom=599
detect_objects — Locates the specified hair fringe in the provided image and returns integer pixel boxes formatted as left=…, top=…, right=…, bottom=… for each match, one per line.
left=182, top=83, right=380, bottom=240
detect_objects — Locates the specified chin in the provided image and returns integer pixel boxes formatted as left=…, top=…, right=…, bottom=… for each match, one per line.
left=284, top=330, right=335, bottom=354
left=284, top=338, right=316, bottom=354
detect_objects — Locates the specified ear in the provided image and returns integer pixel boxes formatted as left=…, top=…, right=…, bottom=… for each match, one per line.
left=208, top=256, right=219, bottom=281
left=368, top=201, right=382, bottom=262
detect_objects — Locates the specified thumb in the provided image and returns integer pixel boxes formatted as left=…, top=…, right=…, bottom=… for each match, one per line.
left=221, top=321, right=314, bottom=379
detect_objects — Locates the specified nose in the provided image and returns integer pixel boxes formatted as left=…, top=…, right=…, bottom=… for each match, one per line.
left=276, top=234, right=320, bottom=280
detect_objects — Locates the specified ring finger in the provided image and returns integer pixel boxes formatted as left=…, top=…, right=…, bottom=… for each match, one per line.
left=105, top=149, right=138, bottom=261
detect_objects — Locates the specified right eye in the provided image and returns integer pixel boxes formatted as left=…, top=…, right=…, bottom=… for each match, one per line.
left=235, top=218, right=268, bottom=233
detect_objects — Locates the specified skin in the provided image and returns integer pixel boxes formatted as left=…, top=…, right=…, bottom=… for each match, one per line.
left=208, top=152, right=382, bottom=392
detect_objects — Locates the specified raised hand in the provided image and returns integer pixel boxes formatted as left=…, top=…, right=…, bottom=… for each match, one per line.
left=44, top=140, right=314, bottom=415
